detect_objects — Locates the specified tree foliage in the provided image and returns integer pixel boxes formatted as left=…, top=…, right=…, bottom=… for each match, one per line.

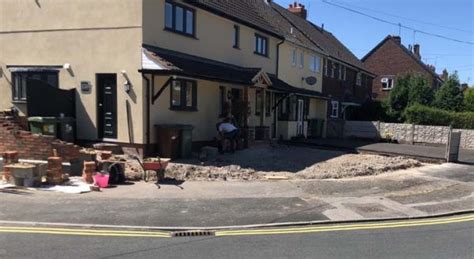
left=433, top=73, right=463, bottom=111
left=463, top=87, right=474, bottom=112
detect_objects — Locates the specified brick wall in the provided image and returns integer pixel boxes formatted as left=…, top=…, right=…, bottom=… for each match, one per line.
left=363, top=37, right=438, bottom=100
left=0, top=115, right=81, bottom=161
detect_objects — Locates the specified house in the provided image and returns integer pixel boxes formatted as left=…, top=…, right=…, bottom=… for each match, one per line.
left=362, top=35, right=443, bottom=100
left=270, top=2, right=375, bottom=119
left=0, top=0, right=366, bottom=156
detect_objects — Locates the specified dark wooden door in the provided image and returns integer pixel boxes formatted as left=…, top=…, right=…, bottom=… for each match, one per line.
left=97, top=74, right=117, bottom=139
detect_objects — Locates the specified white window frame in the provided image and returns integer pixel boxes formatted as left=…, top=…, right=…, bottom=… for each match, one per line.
left=330, top=101, right=339, bottom=118
left=299, top=51, right=304, bottom=69
left=381, top=76, right=394, bottom=90
left=356, top=72, right=362, bottom=86
left=292, top=48, right=297, bottom=67
left=309, top=56, right=321, bottom=73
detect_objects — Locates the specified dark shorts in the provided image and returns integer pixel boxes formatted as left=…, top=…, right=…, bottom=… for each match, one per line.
left=223, top=129, right=238, bottom=139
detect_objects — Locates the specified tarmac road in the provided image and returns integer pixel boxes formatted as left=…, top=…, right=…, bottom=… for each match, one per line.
left=0, top=215, right=472, bottom=259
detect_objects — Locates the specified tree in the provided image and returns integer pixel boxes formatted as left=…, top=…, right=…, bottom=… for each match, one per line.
left=388, top=73, right=433, bottom=121
left=463, top=87, right=474, bottom=112
left=434, top=73, right=463, bottom=111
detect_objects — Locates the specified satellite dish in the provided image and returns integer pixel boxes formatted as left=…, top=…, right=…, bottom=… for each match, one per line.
left=305, top=76, right=317, bottom=86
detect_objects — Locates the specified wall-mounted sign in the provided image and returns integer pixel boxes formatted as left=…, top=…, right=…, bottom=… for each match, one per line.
left=305, top=76, right=317, bottom=86
left=81, top=81, right=91, bottom=92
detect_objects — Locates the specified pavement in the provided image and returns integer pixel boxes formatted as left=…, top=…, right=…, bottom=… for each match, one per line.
left=0, top=163, right=472, bottom=228
left=1, top=215, right=472, bottom=259
left=293, top=138, right=474, bottom=164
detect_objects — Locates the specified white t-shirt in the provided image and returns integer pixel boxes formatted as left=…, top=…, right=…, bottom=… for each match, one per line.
left=219, top=123, right=237, bottom=133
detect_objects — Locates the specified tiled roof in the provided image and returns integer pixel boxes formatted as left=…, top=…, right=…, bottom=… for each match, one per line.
left=185, top=0, right=282, bottom=38
left=141, top=44, right=327, bottom=99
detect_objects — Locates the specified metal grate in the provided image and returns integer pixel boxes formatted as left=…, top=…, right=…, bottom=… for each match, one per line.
left=170, top=230, right=215, bottom=237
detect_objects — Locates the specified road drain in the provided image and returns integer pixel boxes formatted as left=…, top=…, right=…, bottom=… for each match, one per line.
left=170, top=230, right=215, bottom=237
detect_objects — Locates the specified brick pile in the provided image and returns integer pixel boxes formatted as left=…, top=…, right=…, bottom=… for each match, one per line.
left=82, top=161, right=96, bottom=184
left=1, top=151, right=19, bottom=181
left=47, top=157, right=63, bottom=185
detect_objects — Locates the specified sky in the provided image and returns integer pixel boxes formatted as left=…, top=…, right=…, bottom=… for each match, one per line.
left=275, top=0, right=474, bottom=85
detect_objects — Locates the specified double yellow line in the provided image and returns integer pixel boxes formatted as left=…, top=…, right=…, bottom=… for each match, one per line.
left=0, top=226, right=170, bottom=238
left=0, top=215, right=472, bottom=238
left=215, top=214, right=474, bottom=237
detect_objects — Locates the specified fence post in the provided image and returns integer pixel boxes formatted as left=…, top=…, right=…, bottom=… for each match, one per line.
left=410, top=123, right=415, bottom=145
left=375, top=121, right=381, bottom=141
left=446, top=126, right=461, bottom=163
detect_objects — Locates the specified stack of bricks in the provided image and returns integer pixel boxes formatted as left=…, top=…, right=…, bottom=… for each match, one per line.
left=46, top=157, right=63, bottom=185
left=2, top=151, right=19, bottom=181
left=82, top=161, right=96, bottom=184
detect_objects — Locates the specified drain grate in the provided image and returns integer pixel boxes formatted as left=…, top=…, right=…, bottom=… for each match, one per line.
left=171, top=230, right=215, bottom=237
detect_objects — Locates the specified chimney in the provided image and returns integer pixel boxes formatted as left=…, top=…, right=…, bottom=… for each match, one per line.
left=391, top=35, right=401, bottom=45
left=441, top=69, right=448, bottom=81
left=288, top=1, right=307, bottom=19
left=413, top=44, right=421, bottom=59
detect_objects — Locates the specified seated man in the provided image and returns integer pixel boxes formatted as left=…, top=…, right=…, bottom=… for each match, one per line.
left=218, top=118, right=239, bottom=153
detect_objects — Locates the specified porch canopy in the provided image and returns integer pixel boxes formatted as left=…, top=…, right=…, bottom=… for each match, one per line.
left=139, top=44, right=328, bottom=100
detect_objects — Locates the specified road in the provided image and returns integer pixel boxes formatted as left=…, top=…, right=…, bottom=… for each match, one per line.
left=0, top=215, right=472, bottom=259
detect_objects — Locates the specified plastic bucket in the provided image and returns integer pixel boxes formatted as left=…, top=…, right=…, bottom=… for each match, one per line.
left=94, top=173, right=109, bottom=188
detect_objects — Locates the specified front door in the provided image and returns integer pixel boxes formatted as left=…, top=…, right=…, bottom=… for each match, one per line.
left=97, top=74, right=117, bottom=139
left=296, top=99, right=304, bottom=135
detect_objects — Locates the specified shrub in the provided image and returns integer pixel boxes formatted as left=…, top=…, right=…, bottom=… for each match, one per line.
left=405, top=104, right=474, bottom=129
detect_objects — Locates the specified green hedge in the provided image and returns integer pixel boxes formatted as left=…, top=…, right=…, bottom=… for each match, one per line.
left=405, top=104, right=474, bottom=129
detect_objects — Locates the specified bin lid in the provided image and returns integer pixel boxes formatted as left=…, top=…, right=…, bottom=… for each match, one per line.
left=28, top=116, right=57, bottom=122
left=155, top=124, right=194, bottom=130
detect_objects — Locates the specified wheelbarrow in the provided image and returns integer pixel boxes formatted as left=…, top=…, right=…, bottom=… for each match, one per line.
left=134, top=157, right=171, bottom=188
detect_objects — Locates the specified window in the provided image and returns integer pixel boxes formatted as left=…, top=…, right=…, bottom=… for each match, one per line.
left=265, top=91, right=272, bottom=117
left=164, top=1, right=195, bottom=37
left=255, top=89, right=263, bottom=115
left=170, top=79, right=197, bottom=110
left=334, top=63, right=340, bottom=79
left=310, top=56, right=321, bottom=73
left=381, top=76, right=394, bottom=90
left=356, top=72, right=362, bottom=86
left=324, top=59, right=328, bottom=76
left=331, top=101, right=339, bottom=118
left=233, top=25, right=240, bottom=48
left=338, top=65, right=346, bottom=81
left=299, top=52, right=304, bottom=68
left=12, top=72, right=59, bottom=102
left=255, top=34, right=268, bottom=57
left=292, top=49, right=297, bottom=67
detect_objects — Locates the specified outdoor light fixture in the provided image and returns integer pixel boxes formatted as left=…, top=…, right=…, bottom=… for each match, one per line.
left=121, top=70, right=131, bottom=93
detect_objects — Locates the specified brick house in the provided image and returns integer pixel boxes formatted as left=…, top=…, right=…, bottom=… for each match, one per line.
left=362, top=35, right=443, bottom=100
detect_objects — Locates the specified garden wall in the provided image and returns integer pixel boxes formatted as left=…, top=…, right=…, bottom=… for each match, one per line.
left=343, top=120, right=474, bottom=149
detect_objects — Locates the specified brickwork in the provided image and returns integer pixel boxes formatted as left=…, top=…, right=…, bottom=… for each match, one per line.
left=363, top=36, right=440, bottom=100
left=0, top=113, right=81, bottom=161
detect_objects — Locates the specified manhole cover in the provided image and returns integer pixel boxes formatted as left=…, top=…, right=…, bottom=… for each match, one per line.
left=170, top=230, right=215, bottom=237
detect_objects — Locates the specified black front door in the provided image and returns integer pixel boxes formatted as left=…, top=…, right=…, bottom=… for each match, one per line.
left=97, top=74, right=117, bottom=139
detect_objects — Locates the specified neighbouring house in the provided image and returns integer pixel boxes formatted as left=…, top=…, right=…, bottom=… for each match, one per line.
left=0, top=0, right=367, bottom=156
left=362, top=35, right=443, bottom=100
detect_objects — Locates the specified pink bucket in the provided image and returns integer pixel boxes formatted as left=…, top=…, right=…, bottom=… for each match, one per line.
left=94, top=173, right=109, bottom=188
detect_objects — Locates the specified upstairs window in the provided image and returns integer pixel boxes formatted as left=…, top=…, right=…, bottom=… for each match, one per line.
left=170, top=79, right=197, bottom=111
left=233, top=25, right=240, bottom=49
left=254, top=34, right=268, bottom=57
left=356, top=72, right=362, bottom=86
left=299, top=52, right=304, bottom=68
left=310, top=56, right=321, bottom=73
left=164, top=1, right=195, bottom=37
left=381, top=76, right=394, bottom=90
left=339, top=65, right=346, bottom=81
left=292, top=49, right=297, bottom=67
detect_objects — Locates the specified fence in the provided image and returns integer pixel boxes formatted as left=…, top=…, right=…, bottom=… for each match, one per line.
left=343, top=120, right=474, bottom=149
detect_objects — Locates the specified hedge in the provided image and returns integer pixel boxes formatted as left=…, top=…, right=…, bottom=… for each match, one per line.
left=404, top=104, right=474, bottom=129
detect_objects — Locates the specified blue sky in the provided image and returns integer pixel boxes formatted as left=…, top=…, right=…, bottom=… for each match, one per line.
left=275, top=0, right=474, bottom=84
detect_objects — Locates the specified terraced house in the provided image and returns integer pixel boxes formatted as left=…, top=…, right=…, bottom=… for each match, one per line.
left=0, top=0, right=372, bottom=155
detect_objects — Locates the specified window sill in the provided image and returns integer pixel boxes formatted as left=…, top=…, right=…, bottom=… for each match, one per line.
left=382, top=88, right=392, bottom=91
left=169, top=106, right=198, bottom=112
left=253, top=52, right=269, bottom=58
left=233, top=46, right=240, bottom=50
left=163, top=28, right=198, bottom=40
left=11, top=100, right=27, bottom=104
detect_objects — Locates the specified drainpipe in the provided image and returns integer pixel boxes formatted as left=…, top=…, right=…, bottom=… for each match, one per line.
left=142, top=73, right=151, bottom=155
left=275, top=40, right=284, bottom=79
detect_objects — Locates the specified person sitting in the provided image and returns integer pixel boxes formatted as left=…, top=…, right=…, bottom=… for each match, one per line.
left=217, top=118, right=239, bottom=154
